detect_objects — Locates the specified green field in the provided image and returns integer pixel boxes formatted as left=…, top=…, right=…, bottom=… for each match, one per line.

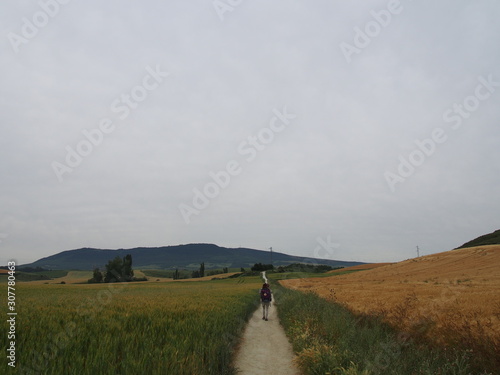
left=1, top=276, right=262, bottom=375
left=0, top=270, right=69, bottom=282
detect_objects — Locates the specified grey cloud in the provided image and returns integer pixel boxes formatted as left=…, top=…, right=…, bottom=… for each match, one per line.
left=1, top=0, right=499, bottom=265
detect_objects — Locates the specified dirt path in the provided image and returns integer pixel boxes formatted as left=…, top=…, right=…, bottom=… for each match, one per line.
left=233, top=273, right=301, bottom=375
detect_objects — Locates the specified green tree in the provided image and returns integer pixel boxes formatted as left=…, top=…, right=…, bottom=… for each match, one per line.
left=191, top=270, right=200, bottom=278
left=93, top=268, right=103, bottom=282
left=200, top=262, right=205, bottom=278
left=104, top=256, right=123, bottom=282
left=88, top=268, right=103, bottom=283
left=251, top=263, right=274, bottom=272
left=103, top=254, right=135, bottom=282
left=122, top=254, right=134, bottom=281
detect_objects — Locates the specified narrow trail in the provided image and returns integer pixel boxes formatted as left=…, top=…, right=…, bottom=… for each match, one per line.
left=233, top=272, right=301, bottom=375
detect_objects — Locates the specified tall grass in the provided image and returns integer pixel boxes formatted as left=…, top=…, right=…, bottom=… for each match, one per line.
left=379, top=292, right=500, bottom=372
left=0, top=278, right=261, bottom=375
left=273, top=284, right=493, bottom=375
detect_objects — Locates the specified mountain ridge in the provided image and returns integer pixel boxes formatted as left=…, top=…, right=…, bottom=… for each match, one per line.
left=455, top=229, right=500, bottom=249
left=20, top=243, right=364, bottom=270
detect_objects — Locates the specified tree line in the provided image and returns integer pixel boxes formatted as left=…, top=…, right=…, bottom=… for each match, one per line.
left=172, top=263, right=242, bottom=280
left=250, top=263, right=337, bottom=273
left=88, top=254, right=146, bottom=283
left=87, top=256, right=336, bottom=283
left=251, top=263, right=275, bottom=272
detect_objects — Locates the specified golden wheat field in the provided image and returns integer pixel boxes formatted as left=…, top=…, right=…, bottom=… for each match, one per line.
left=282, top=245, right=500, bottom=347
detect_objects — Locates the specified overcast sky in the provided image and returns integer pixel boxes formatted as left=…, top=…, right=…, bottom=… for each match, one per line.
left=1, top=0, right=499, bottom=266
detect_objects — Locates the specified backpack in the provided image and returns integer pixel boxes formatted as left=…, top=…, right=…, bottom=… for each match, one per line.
left=260, top=288, right=271, bottom=302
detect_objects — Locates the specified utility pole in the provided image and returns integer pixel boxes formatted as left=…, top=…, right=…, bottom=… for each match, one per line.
left=416, top=245, right=420, bottom=258
left=269, top=247, right=273, bottom=266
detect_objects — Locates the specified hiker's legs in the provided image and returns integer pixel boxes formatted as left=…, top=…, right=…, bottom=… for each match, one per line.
left=262, top=302, right=270, bottom=319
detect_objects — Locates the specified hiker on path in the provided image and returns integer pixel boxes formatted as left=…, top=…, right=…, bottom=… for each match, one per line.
left=260, top=283, right=272, bottom=321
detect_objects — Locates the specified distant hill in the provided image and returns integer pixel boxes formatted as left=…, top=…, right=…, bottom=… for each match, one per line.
left=19, top=243, right=364, bottom=271
left=456, top=229, right=500, bottom=249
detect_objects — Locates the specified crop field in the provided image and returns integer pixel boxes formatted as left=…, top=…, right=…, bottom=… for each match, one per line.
left=326, top=262, right=393, bottom=274
left=273, top=284, right=485, bottom=375
left=28, top=270, right=241, bottom=284
left=1, top=276, right=262, bottom=375
left=281, top=245, right=500, bottom=370
left=30, top=270, right=93, bottom=284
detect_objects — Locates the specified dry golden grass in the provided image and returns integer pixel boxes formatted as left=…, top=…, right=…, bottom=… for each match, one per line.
left=282, top=245, right=500, bottom=350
